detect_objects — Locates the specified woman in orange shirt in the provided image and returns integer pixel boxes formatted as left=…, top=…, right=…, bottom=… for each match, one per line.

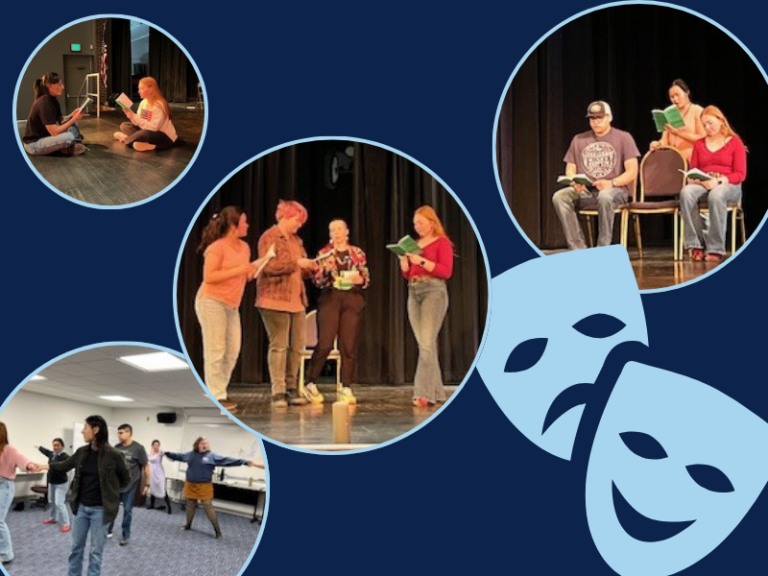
left=196, top=207, right=272, bottom=413
left=649, top=79, right=705, bottom=161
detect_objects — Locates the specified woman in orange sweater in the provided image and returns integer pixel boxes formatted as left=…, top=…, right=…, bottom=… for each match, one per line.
left=196, top=207, right=273, bottom=413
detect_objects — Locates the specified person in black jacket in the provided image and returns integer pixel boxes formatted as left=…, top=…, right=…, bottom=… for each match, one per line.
left=36, top=438, right=70, bottom=532
left=38, top=416, right=130, bottom=576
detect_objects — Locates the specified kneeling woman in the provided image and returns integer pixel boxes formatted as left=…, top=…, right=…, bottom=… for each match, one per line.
left=303, top=219, right=370, bottom=405
left=680, top=105, right=747, bottom=262
left=22, top=73, right=85, bottom=156
left=399, top=206, right=454, bottom=406
left=164, top=437, right=263, bottom=539
left=114, top=77, right=177, bottom=152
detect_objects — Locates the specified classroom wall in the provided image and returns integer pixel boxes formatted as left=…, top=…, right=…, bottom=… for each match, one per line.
left=17, top=21, right=95, bottom=120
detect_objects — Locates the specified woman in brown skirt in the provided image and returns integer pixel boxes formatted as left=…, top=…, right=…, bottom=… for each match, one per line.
left=164, top=437, right=263, bottom=539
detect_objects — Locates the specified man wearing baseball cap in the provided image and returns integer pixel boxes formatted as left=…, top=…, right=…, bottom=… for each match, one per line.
left=552, top=101, right=640, bottom=249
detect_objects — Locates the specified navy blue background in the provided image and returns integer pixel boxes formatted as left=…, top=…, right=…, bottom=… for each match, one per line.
left=5, top=1, right=768, bottom=574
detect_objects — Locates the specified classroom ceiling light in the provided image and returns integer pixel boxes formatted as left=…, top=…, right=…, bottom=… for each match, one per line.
left=117, top=352, right=188, bottom=372
left=29, top=375, right=46, bottom=381
left=99, top=395, right=134, bottom=402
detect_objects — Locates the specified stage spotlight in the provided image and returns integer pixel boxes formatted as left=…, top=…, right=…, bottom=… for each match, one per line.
left=324, top=147, right=354, bottom=189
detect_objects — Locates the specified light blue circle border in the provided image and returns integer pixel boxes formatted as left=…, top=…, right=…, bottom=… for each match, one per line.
left=491, top=1, right=768, bottom=294
left=12, top=14, right=208, bottom=210
left=172, top=136, right=493, bottom=456
left=0, top=340, right=269, bottom=576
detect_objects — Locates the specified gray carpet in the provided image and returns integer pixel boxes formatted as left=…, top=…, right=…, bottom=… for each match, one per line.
left=4, top=504, right=258, bottom=575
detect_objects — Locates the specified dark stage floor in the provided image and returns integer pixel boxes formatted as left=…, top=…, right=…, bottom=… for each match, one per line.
left=543, top=246, right=729, bottom=290
left=18, top=104, right=203, bottom=206
left=228, top=384, right=458, bottom=447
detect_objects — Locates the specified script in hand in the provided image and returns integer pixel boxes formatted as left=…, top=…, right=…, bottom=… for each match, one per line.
left=116, top=93, right=134, bottom=111
left=557, top=174, right=594, bottom=187
left=678, top=168, right=714, bottom=182
left=386, top=235, right=422, bottom=256
left=652, top=105, right=685, bottom=133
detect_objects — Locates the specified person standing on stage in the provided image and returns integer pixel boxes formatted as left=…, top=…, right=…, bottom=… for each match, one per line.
left=649, top=79, right=705, bottom=161
left=147, top=440, right=171, bottom=514
left=399, top=206, right=454, bottom=407
left=22, top=72, right=85, bottom=157
left=303, top=219, right=370, bottom=405
left=0, top=422, right=40, bottom=566
left=196, top=206, right=273, bottom=413
left=679, top=105, right=747, bottom=262
left=37, top=438, right=71, bottom=532
left=256, top=200, right=318, bottom=408
left=164, top=437, right=263, bottom=540
left=552, top=101, right=640, bottom=250
left=41, top=416, right=131, bottom=576
left=107, top=424, right=149, bottom=545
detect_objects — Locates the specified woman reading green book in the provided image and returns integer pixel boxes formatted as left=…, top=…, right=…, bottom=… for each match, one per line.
left=649, top=79, right=705, bottom=161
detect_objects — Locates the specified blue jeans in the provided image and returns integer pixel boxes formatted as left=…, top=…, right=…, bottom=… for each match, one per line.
left=23, top=125, right=81, bottom=155
left=49, top=482, right=70, bottom=525
left=107, top=482, right=137, bottom=539
left=552, top=186, right=629, bottom=249
left=69, top=505, right=108, bottom=576
left=680, top=183, right=743, bottom=255
left=0, top=478, right=15, bottom=562
left=408, top=278, right=449, bottom=403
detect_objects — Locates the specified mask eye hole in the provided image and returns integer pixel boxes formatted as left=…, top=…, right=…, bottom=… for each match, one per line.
left=686, top=464, right=735, bottom=493
left=504, top=338, right=547, bottom=373
left=620, top=431, right=668, bottom=460
left=572, top=314, right=626, bottom=338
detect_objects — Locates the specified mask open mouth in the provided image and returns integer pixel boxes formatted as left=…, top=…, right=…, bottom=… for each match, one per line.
left=612, top=481, right=695, bottom=542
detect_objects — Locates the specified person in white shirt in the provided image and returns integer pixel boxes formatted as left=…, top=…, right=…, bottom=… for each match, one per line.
left=113, top=76, right=178, bottom=152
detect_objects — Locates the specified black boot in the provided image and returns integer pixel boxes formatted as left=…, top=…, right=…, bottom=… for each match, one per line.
left=165, top=495, right=172, bottom=514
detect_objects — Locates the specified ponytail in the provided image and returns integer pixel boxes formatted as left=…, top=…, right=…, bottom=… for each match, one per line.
left=198, top=206, right=244, bottom=252
left=33, top=72, right=61, bottom=99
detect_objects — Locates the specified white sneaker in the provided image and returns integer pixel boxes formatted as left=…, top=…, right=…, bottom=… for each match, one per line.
left=303, top=383, right=324, bottom=404
left=338, top=387, right=357, bottom=405
left=113, top=132, right=127, bottom=143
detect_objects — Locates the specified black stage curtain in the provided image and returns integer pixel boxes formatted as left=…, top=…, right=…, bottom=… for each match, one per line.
left=176, top=141, right=488, bottom=387
left=148, top=28, right=197, bottom=102
left=109, top=19, right=132, bottom=98
left=496, top=5, right=768, bottom=249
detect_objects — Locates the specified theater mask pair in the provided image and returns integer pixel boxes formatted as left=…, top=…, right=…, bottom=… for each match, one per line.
left=477, top=247, right=768, bottom=576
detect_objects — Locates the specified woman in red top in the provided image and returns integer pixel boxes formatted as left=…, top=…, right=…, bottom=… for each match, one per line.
left=195, top=206, right=272, bottom=413
left=679, top=106, right=747, bottom=262
left=399, top=206, right=454, bottom=406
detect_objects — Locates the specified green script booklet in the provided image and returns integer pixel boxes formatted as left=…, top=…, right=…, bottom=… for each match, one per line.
left=386, top=235, right=422, bottom=256
left=557, top=174, right=594, bottom=187
left=678, top=168, right=714, bottom=182
left=652, top=105, right=685, bottom=133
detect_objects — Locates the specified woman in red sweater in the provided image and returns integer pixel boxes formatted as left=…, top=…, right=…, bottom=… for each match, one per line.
left=679, top=105, right=747, bottom=262
left=399, top=206, right=454, bottom=406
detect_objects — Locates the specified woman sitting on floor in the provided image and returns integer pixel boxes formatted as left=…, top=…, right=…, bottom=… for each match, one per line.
left=679, top=105, right=747, bottom=262
left=22, top=72, right=85, bottom=157
left=114, top=77, right=177, bottom=152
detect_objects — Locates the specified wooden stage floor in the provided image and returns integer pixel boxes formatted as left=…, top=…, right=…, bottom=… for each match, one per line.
left=18, top=105, right=203, bottom=206
left=228, top=384, right=458, bottom=447
left=542, top=247, right=729, bottom=290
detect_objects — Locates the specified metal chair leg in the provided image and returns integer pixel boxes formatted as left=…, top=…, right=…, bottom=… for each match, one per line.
left=731, top=208, right=737, bottom=255
left=673, top=211, right=680, bottom=261
left=679, top=217, right=685, bottom=261
left=586, top=217, right=595, bottom=248
left=633, top=214, right=643, bottom=258
left=740, top=210, right=747, bottom=245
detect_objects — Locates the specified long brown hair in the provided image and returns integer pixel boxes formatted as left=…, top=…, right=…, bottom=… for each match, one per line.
left=415, top=205, right=452, bottom=244
left=0, top=422, right=8, bottom=455
left=701, top=105, right=740, bottom=140
left=140, top=77, right=173, bottom=120
left=33, top=72, right=61, bottom=99
left=198, top=206, right=244, bottom=252
left=193, top=436, right=208, bottom=453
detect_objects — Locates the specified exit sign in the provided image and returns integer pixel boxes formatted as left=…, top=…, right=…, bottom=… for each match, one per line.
left=70, top=43, right=81, bottom=52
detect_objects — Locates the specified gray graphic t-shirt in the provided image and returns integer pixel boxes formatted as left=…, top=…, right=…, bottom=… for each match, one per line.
left=564, top=128, right=640, bottom=186
left=114, top=441, right=148, bottom=491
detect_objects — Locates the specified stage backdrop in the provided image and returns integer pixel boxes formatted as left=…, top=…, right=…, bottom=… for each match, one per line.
left=177, top=141, right=488, bottom=387
left=496, top=4, right=768, bottom=249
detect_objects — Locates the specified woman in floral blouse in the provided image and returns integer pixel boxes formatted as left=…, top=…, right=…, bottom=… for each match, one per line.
left=303, top=219, right=370, bottom=405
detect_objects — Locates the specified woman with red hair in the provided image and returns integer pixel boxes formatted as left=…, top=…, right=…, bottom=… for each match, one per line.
left=679, top=105, right=747, bottom=262
left=114, top=77, right=178, bottom=152
left=399, top=206, right=454, bottom=406
left=257, top=200, right=318, bottom=407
